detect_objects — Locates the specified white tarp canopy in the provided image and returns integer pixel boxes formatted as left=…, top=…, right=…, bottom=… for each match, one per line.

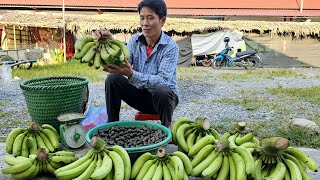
left=191, top=30, right=245, bottom=56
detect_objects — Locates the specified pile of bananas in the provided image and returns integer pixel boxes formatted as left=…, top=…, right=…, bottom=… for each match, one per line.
left=73, top=35, right=130, bottom=69
left=54, top=136, right=131, bottom=180
left=131, top=147, right=192, bottom=180
left=189, top=137, right=255, bottom=178
left=6, top=122, right=60, bottom=157
left=253, top=137, right=319, bottom=180
left=2, top=148, right=76, bottom=179
left=171, top=117, right=220, bottom=153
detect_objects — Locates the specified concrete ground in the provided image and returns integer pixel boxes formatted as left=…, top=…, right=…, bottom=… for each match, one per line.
left=0, top=143, right=319, bottom=180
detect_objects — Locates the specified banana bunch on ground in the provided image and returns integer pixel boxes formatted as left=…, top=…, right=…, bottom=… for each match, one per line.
left=55, top=136, right=131, bottom=180
left=253, top=137, right=318, bottom=180
left=73, top=34, right=130, bottom=69
left=2, top=148, right=76, bottom=179
left=226, top=121, right=260, bottom=152
left=171, top=117, right=220, bottom=153
left=189, top=137, right=256, bottom=179
left=131, top=147, right=192, bottom=180
left=6, top=122, right=60, bottom=157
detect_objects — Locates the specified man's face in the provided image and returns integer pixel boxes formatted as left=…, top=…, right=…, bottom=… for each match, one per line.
left=139, top=6, right=166, bottom=39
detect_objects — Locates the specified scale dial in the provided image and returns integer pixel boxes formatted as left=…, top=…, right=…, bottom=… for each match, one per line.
left=64, top=124, right=87, bottom=148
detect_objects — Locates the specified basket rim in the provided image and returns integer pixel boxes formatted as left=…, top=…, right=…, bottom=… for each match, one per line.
left=20, top=76, right=89, bottom=90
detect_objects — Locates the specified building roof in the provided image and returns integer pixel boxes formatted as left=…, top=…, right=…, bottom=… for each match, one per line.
left=0, top=0, right=320, bottom=16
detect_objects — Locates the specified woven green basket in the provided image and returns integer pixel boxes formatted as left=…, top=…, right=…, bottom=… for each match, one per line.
left=20, top=76, right=89, bottom=131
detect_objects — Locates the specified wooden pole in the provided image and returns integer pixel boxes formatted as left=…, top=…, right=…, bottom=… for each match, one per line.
left=300, top=0, right=304, bottom=12
left=62, top=0, right=67, bottom=62
left=13, top=25, right=17, bottom=49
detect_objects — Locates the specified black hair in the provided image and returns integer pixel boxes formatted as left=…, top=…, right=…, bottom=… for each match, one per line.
left=137, top=0, right=167, bottom=19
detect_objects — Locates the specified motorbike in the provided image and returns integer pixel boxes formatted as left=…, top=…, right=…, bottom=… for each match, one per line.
left=211, top=37, right=261, bottom=69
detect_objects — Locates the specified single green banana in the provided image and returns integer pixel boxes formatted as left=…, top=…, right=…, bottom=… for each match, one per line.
left=283, top=153, right=312, bottom=180
left=135, top=159, right=157, bottom=180
left=172, top=151, right=193, bottom=175
left=55, top=154, right=95, bottom=180
left=75, top=35, right=95, bottom=51
left=254, top=158, right=263, bottom=180
left=41, top=124, right=60, bottom=141
left=38, top=131, right=54, bottom=152
left=228, top=153, right=237, bottom=180
left=109, top=39, right=130, bottom=59
left=188, top=135, right=216, bottom=157
left=235, top=133, right=254, bottom=145
left=35, top=132, right=49, bottom=153
left=131, top=152, right=156, bottom=179
left=209, top=128, right=221, bottom=140
left=186, top=130, right=197, bottom=150
left=231, top=151, right=247, bottom=180
left=110, top=145, right=131, bottom=180
left=171, top=117, right=191, bottom=144
left=21, top=134, right=30, bottom=157
left=1, top=158, right=34, bottom=174
left=162, top=162, right=172, bottom=180
left=284, top=147, right=319, bottom=172
left=151, top=161, right=163, bottom=180
left=73, top=155, right=97, bottom=180
left=4, top=155, right=30, bottom=166
left=76, top=41, right=96, bottom=59
left=283, top=158, right=302, bottom=180
left=266, top=160, right=286, bottom=180
left=41, top=128, right=59, bottom=149
left=26, top=133, right=38, bottom=155
left=54, top=149, right=94, bottom=174
left=53, top=151, right=75, bottom=157
left=191, top=150, right=219, bottom=176
left=201, top=152, right=223, bottom=178
left=176, top=123, right=194, bottom=152
left=12, top=159, right=37, bottom=179
left=234, top=146, right=255, bottom=175
left=12, top=131, right=28, bottom=156
left=166, top=161, right=177, bottom=180
left=82, top=44, right=99, bottom=63
left=216, top=153, right=230, bottom=180
left=6, top=128, right=25, bottom=154
left=91, top=151, right=113, bottom=180
left=191, top=144, right=215, bottom=167
left=108, top=150, right=125, bottom=180
left=169, top=156, right=184, bottom=180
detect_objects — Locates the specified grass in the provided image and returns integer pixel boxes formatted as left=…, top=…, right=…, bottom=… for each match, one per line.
left=211, top=86, right=320, bottom=147
left=218, top=68, right=305, bottom=81
left=12, top=60, right=106, bottom=82
left=268, top=85, right=320, bottom=105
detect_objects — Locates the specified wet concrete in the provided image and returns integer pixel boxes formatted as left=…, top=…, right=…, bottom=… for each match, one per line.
left=1, top=143, right=319, bottom=180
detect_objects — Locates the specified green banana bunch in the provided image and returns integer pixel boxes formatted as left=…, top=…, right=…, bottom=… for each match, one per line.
left=190, top=137, right=255, bottom=178
left=6, top=122, right=60, bottom=157
left=253, top=137, right=318, bottom=180
left=171, top=117, right=220, bottom=153
left=131, top=147, right=192, bottom=180
left=55, top=136, right=131, bottom=180
left=2, top=148, right=76, bottom=179
left=73, top=33, right=130, bottom=70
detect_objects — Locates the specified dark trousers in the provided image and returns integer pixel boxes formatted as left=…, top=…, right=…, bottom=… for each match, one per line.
left=105, top=73, right=179, bottom=127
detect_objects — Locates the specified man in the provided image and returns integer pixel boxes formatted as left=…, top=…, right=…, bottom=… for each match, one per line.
left=94, top=0, right=179, bottom=128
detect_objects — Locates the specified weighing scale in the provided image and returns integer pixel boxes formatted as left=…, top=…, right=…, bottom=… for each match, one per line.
left=57, top=113, right=87, bottom=149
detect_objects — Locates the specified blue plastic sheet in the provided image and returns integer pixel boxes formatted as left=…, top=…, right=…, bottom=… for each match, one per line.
left=81, top=103, right=108, bottom=130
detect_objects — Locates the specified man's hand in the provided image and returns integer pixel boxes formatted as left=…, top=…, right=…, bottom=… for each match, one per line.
left=103, top=60, right=133, bottom=78
left=93, top=29, right=114, bottom=40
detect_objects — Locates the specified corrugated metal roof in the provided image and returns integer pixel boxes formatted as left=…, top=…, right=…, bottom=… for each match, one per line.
left=1, top=0, right=319, bottom=9
left=0, top=0, right=319, bottom=16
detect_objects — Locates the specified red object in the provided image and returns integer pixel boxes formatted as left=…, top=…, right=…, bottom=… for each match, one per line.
left=146, top=45, right=153, bottom=57
left=134, top=112, right=172, bottom=129
left=135, top=112, right=160, bottom=121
